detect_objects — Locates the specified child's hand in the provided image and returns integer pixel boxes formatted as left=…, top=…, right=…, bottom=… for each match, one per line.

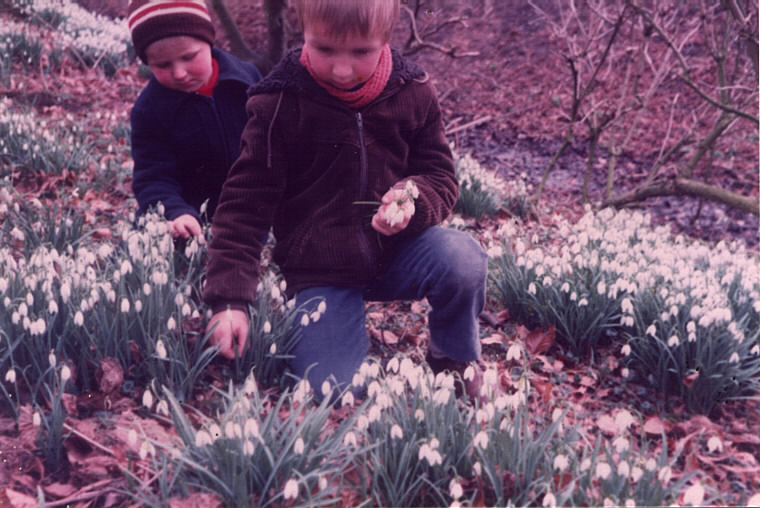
left=371, top=186, right=416, bottom=236
left=170, top=214, right=203, bottom=241
left=206, top=308, right=249, bottom=359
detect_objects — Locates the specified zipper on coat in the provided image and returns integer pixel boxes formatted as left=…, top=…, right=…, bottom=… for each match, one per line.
left=355, top=112, right=373, bottom=265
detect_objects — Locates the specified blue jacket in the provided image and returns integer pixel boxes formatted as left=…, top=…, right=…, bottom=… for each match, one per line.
left=130, top=47, right=262, bottom=221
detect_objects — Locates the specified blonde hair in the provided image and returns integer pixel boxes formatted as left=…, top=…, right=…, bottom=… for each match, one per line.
left=296, top=0, right=399, bottom=42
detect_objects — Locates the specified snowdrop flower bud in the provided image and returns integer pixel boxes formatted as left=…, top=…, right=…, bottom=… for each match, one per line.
left=156, top=340, right=167, bottom=359
left=142, top=389, right=154, bottom=409
left=61, top=365, right=71, bottom=383
left=48, top=350, right=57, bottom=367
left=33, top=412, right=42, bottom=427
left=167, top=317, right=176, bottom=331
left=294, top=437, right=305, bottom=454
left=263, top=321, right=272, bottom=333
left=283, top=478, right=299, bottom=501
left=5, top=369, right=16, bottom=384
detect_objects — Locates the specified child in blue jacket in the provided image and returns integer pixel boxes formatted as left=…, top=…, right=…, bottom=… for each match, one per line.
left=128, top=0, right=261, bottom=239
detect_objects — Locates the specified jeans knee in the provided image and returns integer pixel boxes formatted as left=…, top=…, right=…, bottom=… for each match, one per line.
left=436, top=230, right=487, bottom=293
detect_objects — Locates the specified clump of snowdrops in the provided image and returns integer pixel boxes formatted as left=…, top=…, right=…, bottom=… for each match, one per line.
left=488, top=206, right=760, bottom=414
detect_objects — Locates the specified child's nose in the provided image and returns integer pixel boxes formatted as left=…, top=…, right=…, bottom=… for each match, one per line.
left=332, top=62, right=352, bottom=80
left=172, top=65, right=187, bottom=80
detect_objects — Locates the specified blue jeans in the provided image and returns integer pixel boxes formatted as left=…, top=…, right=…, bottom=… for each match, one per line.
left=290, top=226, right=487, bottom=393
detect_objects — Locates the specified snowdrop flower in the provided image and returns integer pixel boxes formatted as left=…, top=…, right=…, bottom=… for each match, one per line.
left=595, top=462, right=611, bottom=479
left=473, top=431, right=489, bottom=449
left=48, top=350, right=57, bottom=367
left=48, top=300, right=58, bottom=315
left=553, top=454, right=569, bottom=472
left=283, top=478, right=299, bottom=501
left=142, top=389, right=154, bottom=409
left=317, top=300, right=327, bottom=314
left=269, top=343, right=277, bottom=355
left=578, top=297, right=588, bottom=307
left=120, top=298, right=130, bottom=313
left=528, top=282, right=537, bottom=295
left=542, top=492, right=557, bottom=507
left=293, top=437, right=305, bottom=454
left=61, top=365, right=71, bottom=383
left=506, top=343, right=522, bottom=362
left=243, top=439, right=255, bottom=455
left=139, top=440, right=155, bottom=460
left=341, top=391, right=355, bottom=407
left=613, top=436, right=629, bottom=453
left=156, top=400, right=169, bottom=416
left=682, top=481, right=705, bottom=506
left=617, top=461, right=630, bottom=477
left=419, top=440, right=443, bottom=466
left=621, top=343, right=632, bottom=356
left=449, top=479, right=463, bottom=500
left=706, top=435, right=723, bottom=453
left=729, top=352, right=740, bottom=363
left=74, top=310, right=84, bottom=326
left=321, top=380, right=332, bottom=397
left=631, top=465, right=644, bottom=483
left=390, top=424, right=403, bottom=440
left=155, top=340, right=167, bottom=359
left=667, top=334, right=679, bottom=347
left=646, top=324, right=657, bottom=337
left=195, top=430, right=213, bottom=447
left=263, top=320, right=272, bottom=334
left=414, top=408, right=425, bottom=422
left=300, top=313, right=310, bottom=326
left=242, top=418, right=260, bottom=440
left=167, top=317, right=176, bottom=331
left=343, top=431, right=357, bottom=447
left=135, top=300, right=143, bottom=313
left=5, top=369, right=16, bottom=384
left=657, top=465, right=672, bottom=484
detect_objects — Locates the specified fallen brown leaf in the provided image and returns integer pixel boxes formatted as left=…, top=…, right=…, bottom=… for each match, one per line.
left=524, top=324, right=555, bottom=356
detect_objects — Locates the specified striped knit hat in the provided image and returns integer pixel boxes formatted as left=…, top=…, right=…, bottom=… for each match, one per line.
left=128, top=0, right=215, bottom=63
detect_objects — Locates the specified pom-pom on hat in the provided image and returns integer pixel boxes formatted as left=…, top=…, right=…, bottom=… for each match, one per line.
left=128, top=0, right=215, bottom=63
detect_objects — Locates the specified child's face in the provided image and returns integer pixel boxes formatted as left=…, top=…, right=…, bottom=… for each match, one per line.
left=303, top=22, right=385, bottom=90
left=145, top=36, right=213, bottom=93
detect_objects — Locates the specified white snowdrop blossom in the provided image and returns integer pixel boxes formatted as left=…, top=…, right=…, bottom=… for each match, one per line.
left=617, top=461, right=630, bottom=477
left=473, top=430, right=489, bottom=449
left=706, top=435, right=723, bottom=453
left=263, top=321, right=272, bottom=333
left=343, top=431, right=358, bottom=447
left=553, top=454, right=569, bottom=471
left=156, top=340, right=167, bottom=359
left=657, top=465, right=672, bottom=484
left=293, top=437, right=305, bottom=454
left=449, top=479, right=463, bottom=500
left=32, top=411, right=42, bottom=427
left=195, top=430, right=213, bottom=447
left=667, top=334, right=680, bottom=347
left=61, top=365, right=71, bottom=382
left=167, top=316, right=176, bottom=331
left=243, top=439, right=255, bottom=455
left=5, top=369, right=16, bottom=384
left=142, top=389, right=154, bottom=409
left=621, top=344, right=632, bottom=356
left=542, top=492, right=557, bottom=508
left=729, top=352, right=740, bottom=363
left=419, top=439, right=443, bottom=466
left=682, top=482, right=705, bottom=506
left=595, top=462, right=612, bottom=480
left=283, top=478, right=299, bottom=501
left=390, top=424, right=403, bottom=440
left=506, top=343, right=522, bottom=362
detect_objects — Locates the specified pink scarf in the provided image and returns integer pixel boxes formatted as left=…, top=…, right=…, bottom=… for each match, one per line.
left=300, top=44, right=392, bottom=109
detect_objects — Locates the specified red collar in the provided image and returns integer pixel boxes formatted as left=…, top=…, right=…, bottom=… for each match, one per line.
left=196, top=58, right=219, bottom=97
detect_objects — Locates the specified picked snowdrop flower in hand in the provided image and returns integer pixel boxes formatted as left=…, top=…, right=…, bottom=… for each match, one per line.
left=357, top=180, right=420, bottom=236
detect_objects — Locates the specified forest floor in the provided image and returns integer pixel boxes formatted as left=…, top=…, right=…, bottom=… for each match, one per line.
left=0, top=1, right=758, bottom=506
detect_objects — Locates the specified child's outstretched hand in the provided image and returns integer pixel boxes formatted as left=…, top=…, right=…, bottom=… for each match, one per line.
left=206, top=308, right=249, bottom=359
left=371, top=181, right=418, bottom=236
left=170, top=214, right=203, bottom=241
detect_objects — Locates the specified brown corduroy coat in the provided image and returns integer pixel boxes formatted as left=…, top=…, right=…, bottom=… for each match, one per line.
left=202, top=48, right=457, bottom=311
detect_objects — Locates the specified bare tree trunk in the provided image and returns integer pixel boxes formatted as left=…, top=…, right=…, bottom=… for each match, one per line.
left=208, top=0, right=254, bottom=61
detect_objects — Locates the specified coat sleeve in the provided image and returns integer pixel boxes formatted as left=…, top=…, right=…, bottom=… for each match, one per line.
left=130, top=97, right=198, bottom=221
left=402, top=81, right=458, bottom=234
left=202, top=93, right=287, bottom=310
